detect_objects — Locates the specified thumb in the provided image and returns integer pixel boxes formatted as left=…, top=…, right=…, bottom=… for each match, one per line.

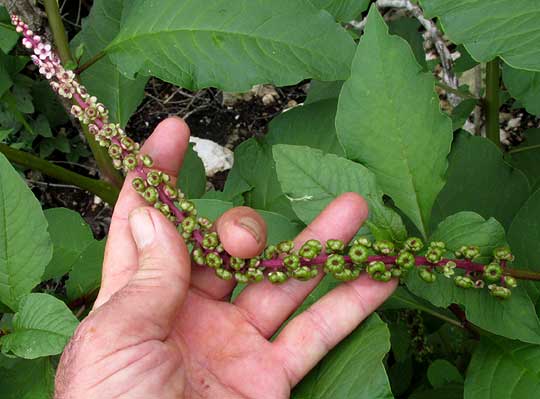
left=99, top=207, right=191, bottom=340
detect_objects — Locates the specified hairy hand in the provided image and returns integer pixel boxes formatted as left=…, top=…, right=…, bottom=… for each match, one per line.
left=55, top=117, right=397, bottom=399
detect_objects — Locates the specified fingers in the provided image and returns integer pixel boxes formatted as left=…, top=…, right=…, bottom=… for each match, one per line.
left=95, top=117, right=190, bottom=308
left=190, top=207, right=267, bottom=300
left=92, top=207, right=191, bottom=344
left=274, top=275, right=397, bottom=386
left=233, top=193, right=368, bottom=338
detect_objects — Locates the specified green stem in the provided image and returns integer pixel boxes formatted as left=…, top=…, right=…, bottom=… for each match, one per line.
left=0, top=143, right=119, bottom=204
left=435, top=81, right=479, bottom=101
left=42, top=0, right=124, bottom=189
left=508, top=144, right=540, bottom=155
left=75, top=51, right=106, bottom=74
left=485, top=58, right=501, bottom=147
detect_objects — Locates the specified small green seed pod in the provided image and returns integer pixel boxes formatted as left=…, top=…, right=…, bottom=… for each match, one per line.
left=373, top=240, right=395, bottom=255
left=367, top=261, right=387, bottom=277
left=246, top=268, right=264, bottom=282
left=108, top=143, right=122, bottom=159
left=158, top=203, right=171, bottom=217
left=146, top=171, right=162, bottom=186
left=179, top=199, right=196, bottom=214
left=283, top=254, right=300, bottom=270
left=299, top=244, right=318, bottom=260
left=230, top=256, right=245, bottom=271
left=326, top=239, right=345, bottom=254
left=425, top=247, right=443, bottom=264
left=461, top=245, right=480, bottom=260
left=235, top=272, right=249, bottom=284
left=205, top=252, right=223, bottom=269
left=292, top=266, right=313, bottom=281
left=123, top=154, right=138, bottom=171
left=442, top=261, right=456, bottom=278
left=348, top=244, right=369, bottom=264
left=429, top=241, right=446, bottom=250
left=503, top=275, right=518, bottom=288
left=215, top=268, right=233, bottom=281
left=493, top=246, right=514, bottom=262
left=202, top=232, right=219, bottom=250
left=454, top=275, right=474, bottom=289
left=324, top=254, right=345, bottom=274
left=264, top=245, right=278, bottom=260
left=334, top=268, right=354, bottom=281
left=488, top=284, right=511, bottom=299
left=141, top=154, right=154, bottom=167
left=353, top=236, right=372, bottom=248
left=304, top=239, right=323, bottom=253
left=483, top=262, right=503, bottom=283
left=192, top=248, right=205, bottom=266
left=418, top=267, right=436, bottom=283
left=131, top=177, right=146, bottom=193
left=277, top=240, right=295, bottom=254
left=268, top=271, right=288, bottom=284
left=396, top=251, right=415, bottom=270
left=391, top=266, right=403, bottom=278
left=404, top=237, right=424, bottom=253
left=163, top=183, right=178, bottom=200
left=120, top=136, right=136, bottom=151
left=249, top=257, right=261, bottom=268
left=143, top=186, right=159, bottom=204
left=181, top=216, right=197, bottom=233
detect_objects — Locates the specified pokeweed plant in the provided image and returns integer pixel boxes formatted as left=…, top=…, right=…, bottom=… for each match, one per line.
left=1, top=0, right=540, bottom=398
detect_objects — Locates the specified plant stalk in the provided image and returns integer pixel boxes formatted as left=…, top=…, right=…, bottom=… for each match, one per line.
left=508, top=144, right=540, bottom=155
left=75, top=50, right=106, bottom=74
left=485, top=58, right=501, bottom=147
left=42, top=0, right=124, bottom=189
left=0, top=143, right=119, bottom=204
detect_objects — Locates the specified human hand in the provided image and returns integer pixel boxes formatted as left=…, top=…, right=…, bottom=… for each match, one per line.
left=55, top=117, right=397, bottom=399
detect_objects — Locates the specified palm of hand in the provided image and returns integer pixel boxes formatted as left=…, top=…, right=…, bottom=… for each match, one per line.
left=55, top=118, right=395, bottom=399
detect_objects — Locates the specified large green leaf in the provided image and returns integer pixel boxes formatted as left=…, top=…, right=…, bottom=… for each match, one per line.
left=336, top=6, right=452, bottom=238
left=0, top=293, right=79, bottom=359
left=0, top=357, right=55, bottom=398
left=420, top=0, right=540, bottom=72
left=405, top=212, right=540, bottom=344
left=508, top=129, right=540, bottom=191
left=503, top=65, right=540, bottom=116
left=66, top=239, right=106, bottom=301
left=508, top=188, right=540, bottom=302
left=43, top=208, right=95, bottom=280
left=71, top=0, right=147, bottom=127
left=0, top=7, right=19, bottom=53
left=292, top=313, right=393, bottom=399
left=309, top=0, right=370, bottom=21
left=465, top=336, right=540, bottom=399
left=0, top=154, right=52, bottom=310
left=273, top=144, right=407, bottom=242
left=106, top=0, right=355, bottom=91
left=432, top=132, right=530, bottom=230
left=178, top=143, right=207, bottom=199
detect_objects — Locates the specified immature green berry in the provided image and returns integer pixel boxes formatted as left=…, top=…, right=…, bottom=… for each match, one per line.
left=483, top=262, right=503, bottom=283
left=299, top=244, right=318, bottom=260
left=143, top=186, right=159, bottom=204
left=292, top=266, right=314, bottom=281
left=367, top=261, right=391, bottom=281
left=264, top=245, right=278, bottom=260
left=404, top=237, right=424, bottom=253
left=325, top=254, right=345, bottom=274
left=454, top=275, right=474, bottom=289
left=235, top=272, right=249, bottom=284
left=215, top=268, right=233, bottom=281
left=353, top=236, right=372, bottom=248
left=456, top=245, right=480, bottom=260
left=503, top=276, right=518, bottom=288
left=181, top=216, right=197, bottom=233
left=205, top=252, right=223, bottom=269
left=442, top=261, right=456, bottom=278
left=277, top=240, right=295, bottom=254
left=268, top=271, right=288, bottom=284
left=488, top=284, right=511, bottom=299
left=493, top=246, right=514, bottom=262
left=348, top=244, right=369, bottom=264
left=425, top=247, right=443, bottom=264
left=418, top=267, right=436, bottom=283
left=230, top=257, right=245, bottom=271
left=192, top=248, right=205, bottom=266
left=146, top=171, right=162, bottom=186
left=202, top=232, right=219, bottom=250
left=429, top=241, right=446, bottom=250
left=396, top=251, right=415, bottom=270
left=163, top=183, right=178, bottom=200
left=123, top=154, right=138, bottom=171
left=334, top=268, right=356, bottom=281
left=141, top=154, right=154, bottom=167
left=326, top=239, right=345, bottom=254
left=249, top=257, right=261, bottom=268
left=158, top=203, right=171, bottom=217
left=373, top=240, right=395, bottom=255
left=246, top=268, right=264, bottom=282
left=132, top=177, right=146, bottom=193
left=304, top=239, right=323, bottom=253
left=179, top=199, right=196, bottom=214
left=283, top=254, right=301, bottom=270
left=391, top=266, right=403, bottom=278
left=108, top=143, right=122, bottom=159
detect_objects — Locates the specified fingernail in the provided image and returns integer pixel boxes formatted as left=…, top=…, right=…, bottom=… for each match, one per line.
left=129, top=208, right=155, bottom=249
left=237, top=217, right=261, bottom=244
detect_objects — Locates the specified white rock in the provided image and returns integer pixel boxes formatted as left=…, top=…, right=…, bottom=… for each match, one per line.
left=189, top=137, right=234, bottom=177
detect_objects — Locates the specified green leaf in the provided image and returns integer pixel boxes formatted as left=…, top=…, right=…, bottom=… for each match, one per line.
left=43, top=208, right=95, bottom=280
left=508, top=129, right=540, bottom=191
left=465, top=335, right=540, bottom=399
left=0, top=60, right=12, bottom=98
left=273, top=144, right=407, bottom=242
left=106, top=0, right=355, bottom=91
left=178, top=143, right=206, bottom=199
left=427, top=359, right=463, bottom=388
left=388, top=17, right=427, bottom=70
left=71, top=0, right=148, bottom=127
left=451, top=98, right=476, bottom=131
left=0, top=357, right=55, bottom=398
left=292, top=313, right=393, bottom=399
left=432, top=131, right=531, bottom=230
left=0, top=7, right=19, bottom=53
left=1, top=293, right=78, bottom=359
left=305, top=80, right=343, bottom=104
left=31, top=80, right=69, bottom=128
left=421, top=0, right=540, bottom=71
left=503, top=65, right=540, bottom=116
left=336, top=6, right=453, bottom=238
left=309, top=0, right=370, bottom=21
left=66, top=239, right=105, bottom=301
left=508, top=188, right=540, bottom=302
left=405, top=212, right=540, bottom=344
left=410, top=383, right=463, bottom=399
left=0, top=154, right=52, bottom=310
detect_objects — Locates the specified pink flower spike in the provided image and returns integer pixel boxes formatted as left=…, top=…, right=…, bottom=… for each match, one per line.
left=25, top=29, right=33, bottom=37
left=35, top=43, right=52, bottom=60
left=16, top=26, right=23, bottom=33
left=31, top=55, right=41, bottom=66
left=22, top=38, right=33, bottom=49
left=33, top=35, right=42, bottom=43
